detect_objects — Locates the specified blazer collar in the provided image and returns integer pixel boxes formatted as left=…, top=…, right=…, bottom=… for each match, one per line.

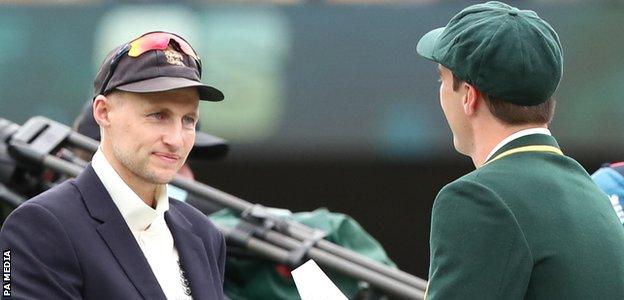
left=484, top=134, right=560, bottom=165
left=74, top=165, right=167, bottom=300
left=165, top=204, right=219, bottom=300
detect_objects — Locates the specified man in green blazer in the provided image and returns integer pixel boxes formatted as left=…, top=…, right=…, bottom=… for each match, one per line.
left=415, top=1, right=624, bottom=299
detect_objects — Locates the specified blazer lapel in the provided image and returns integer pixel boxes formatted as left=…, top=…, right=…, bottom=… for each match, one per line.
left=74, top=165, right=166, bottom=300
left=165, top=206, right=218, bottom=300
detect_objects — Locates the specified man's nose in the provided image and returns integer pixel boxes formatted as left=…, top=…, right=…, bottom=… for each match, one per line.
left=162, top=122, right=185, bottom=150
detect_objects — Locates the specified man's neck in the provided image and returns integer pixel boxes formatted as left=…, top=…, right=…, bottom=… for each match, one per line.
left=470, top=122, right=548, bottom=168
left=125, top=179, right=157, bottom=208
left=101, top=144, right=157, bottom=208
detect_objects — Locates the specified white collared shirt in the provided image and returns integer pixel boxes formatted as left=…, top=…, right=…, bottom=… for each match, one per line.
left=485, top=127, right=552, bottom=162
left=92, top=149, right=193, bottom=300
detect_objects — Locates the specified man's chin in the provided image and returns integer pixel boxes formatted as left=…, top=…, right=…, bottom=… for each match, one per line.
left=146, top=169, right=179, bottom=184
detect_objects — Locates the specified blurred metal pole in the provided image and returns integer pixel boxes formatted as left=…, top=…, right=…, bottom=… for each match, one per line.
left=0, top=183, right=26, bottom=207
left=172, top=175, right=428, bottom=290
left=290, top=222, right=429, bottom=290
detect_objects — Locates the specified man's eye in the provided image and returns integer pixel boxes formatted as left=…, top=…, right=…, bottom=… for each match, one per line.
left=149, top=112, right=164, bottom=120
left=183, top=117, right=195, bottom=128
left=437, top=77, right=442, bottom=83
left=183, top=116, right=196, bottom=125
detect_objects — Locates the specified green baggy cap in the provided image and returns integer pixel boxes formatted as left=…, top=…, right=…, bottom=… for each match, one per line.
left=416, top=1, right=563, bottom=106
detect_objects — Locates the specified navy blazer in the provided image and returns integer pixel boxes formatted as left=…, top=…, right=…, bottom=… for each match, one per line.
left=0, top=165, right=225, bottom=299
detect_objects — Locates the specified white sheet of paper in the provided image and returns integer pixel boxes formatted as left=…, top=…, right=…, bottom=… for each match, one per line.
left=291, top=259, right=348, bottom=300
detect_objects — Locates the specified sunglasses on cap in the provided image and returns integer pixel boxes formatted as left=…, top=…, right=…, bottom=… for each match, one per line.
left=98, top=31, right=202, bottom=97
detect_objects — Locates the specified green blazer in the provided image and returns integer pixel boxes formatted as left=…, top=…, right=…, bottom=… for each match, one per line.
left=426, top=134, right=624, bottom=299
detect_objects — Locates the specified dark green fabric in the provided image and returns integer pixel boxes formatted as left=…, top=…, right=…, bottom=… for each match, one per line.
left=427, top=134, right=624, bottom=299
left=210, top=208, right=396, bottom=300
left=416, top=1, right=563, bottom=105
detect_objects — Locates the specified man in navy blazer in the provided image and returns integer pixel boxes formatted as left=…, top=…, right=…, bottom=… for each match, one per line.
left=0, top=31, right=227, bottom=299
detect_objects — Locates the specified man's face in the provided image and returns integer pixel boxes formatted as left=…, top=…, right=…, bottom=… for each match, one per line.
left=104, top=88, right=199, bottom=186
left=437, top=64, right=471, bottom=155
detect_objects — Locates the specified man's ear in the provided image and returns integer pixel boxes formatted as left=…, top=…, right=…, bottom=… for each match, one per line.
left=462, top=83, right=481, bottom=116
left=93, top=95, right=112, bottom=128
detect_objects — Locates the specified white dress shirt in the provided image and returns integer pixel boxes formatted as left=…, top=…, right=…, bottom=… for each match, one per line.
left=485, top=127, right=552, bottom=162
left=91, top=149, right=192, bottom=300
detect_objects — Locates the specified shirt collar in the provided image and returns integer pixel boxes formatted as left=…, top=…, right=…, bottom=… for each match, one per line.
left=91, top=149, right=169, bottom=232
left=485, top=127, right=552, bottom=162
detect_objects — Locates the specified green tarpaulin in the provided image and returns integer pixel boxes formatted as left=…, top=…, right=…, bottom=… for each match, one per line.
left=210, top=208, right=396, bottom=299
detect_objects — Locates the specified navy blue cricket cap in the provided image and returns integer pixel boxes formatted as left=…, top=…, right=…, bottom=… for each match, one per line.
left=93, top=31, right=224, bottom=101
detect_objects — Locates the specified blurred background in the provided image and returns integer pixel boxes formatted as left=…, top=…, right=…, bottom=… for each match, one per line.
left=1, top=0, right=623, bottom=279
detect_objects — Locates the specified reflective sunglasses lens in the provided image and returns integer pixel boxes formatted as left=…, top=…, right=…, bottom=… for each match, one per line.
left=128, top=32, right=198, bottom=61
left=128, top=33, right=168, bottom=57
